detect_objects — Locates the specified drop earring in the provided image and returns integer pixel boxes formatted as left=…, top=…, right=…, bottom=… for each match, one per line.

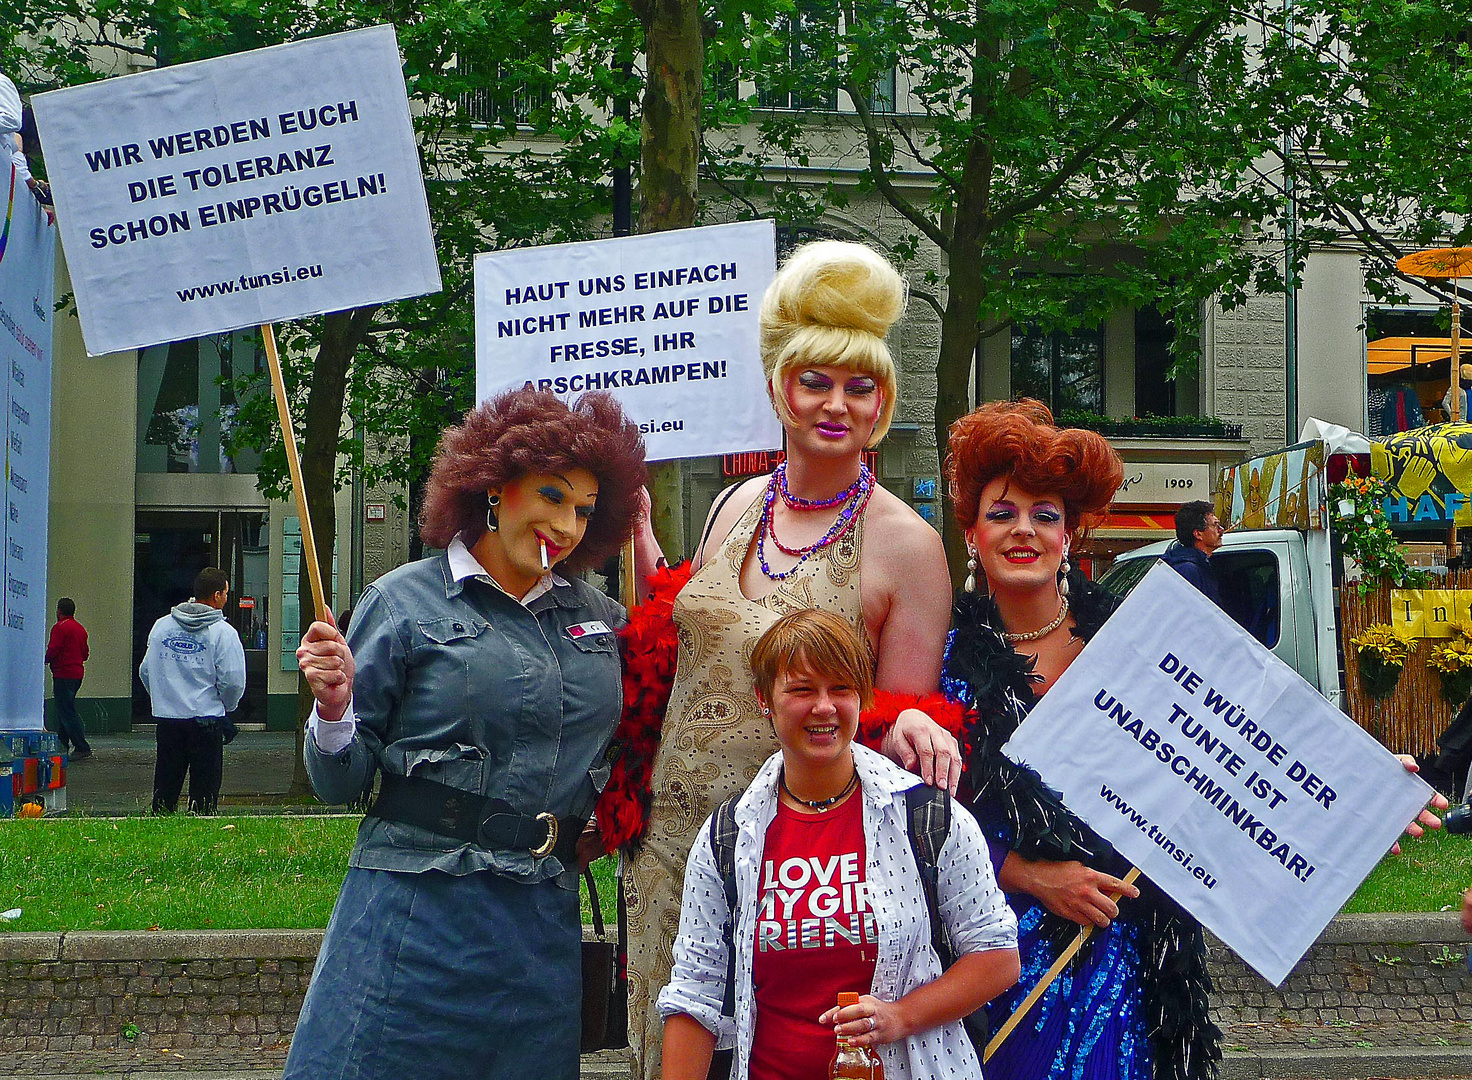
left=1058, top=544, right=1071, bottom=598
left=485, top=494, right=501, bottom=533
left=964, top=549, right=978, bottom=594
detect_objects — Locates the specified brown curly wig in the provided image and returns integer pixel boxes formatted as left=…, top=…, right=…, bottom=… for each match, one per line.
left=419, top=388, right=647, bottom=572
left=946, top=399, right=1123, bottom=541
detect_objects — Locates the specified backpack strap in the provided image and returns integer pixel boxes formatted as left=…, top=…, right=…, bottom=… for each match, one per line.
left=904, top=784, right=954, bottom=969
left=708, top=794, right=742, bottom=1019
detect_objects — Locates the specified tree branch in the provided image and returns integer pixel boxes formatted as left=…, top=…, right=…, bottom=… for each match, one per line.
left=989, top=13, right=1224, bottom=232
left=845, top=76, right=950, bottom=251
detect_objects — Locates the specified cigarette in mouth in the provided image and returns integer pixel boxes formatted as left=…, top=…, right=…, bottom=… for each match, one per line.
left=540, top=538, right=549, bottom=571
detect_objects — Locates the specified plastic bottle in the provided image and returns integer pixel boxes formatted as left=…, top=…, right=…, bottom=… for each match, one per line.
left=829, top=992, right=884, bottom=1080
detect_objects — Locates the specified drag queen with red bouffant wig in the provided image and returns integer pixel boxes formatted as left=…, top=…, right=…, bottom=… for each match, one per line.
left=605, top=240, right=968, bottom=1080
left=940, top=399, right=1222, bottom=1080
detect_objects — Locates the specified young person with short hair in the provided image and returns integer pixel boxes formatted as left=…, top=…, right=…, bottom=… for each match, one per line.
left=660, top=609, right=1018, bottom=1080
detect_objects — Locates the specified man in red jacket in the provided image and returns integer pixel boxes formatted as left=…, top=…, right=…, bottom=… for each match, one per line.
left=46, top=598, right=91, bottom=758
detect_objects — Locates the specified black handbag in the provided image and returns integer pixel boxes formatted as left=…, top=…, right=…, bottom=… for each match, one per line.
left=581, top=867, right=629, bottom=1052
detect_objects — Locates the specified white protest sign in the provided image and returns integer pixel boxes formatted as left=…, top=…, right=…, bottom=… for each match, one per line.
left=475, top=220, right=781, bottom=461
left=0, top=168, right=56, bottom=728
left=1003, top=562, right=1433, bottom=985
left=32, top=25, right=440, bottom=356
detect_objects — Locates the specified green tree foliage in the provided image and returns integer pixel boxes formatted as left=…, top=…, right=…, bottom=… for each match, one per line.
left=699, top=0, right=1472, bottom=569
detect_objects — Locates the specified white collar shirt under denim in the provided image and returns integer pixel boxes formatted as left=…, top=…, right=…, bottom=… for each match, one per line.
left=657, top=742, right=1018, bottom=1080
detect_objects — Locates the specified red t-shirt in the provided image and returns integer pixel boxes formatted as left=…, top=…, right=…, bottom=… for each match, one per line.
left=749, top=792, right=878, bottom=1080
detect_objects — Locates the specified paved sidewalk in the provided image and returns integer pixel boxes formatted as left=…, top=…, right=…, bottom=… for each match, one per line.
left=7, top=1034, right=1472, bottom=1080
left=60, top=731, right=317, bottom=816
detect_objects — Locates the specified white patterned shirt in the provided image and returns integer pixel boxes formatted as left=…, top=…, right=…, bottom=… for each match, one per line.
left=658, top=743, right=1018, bottom=1080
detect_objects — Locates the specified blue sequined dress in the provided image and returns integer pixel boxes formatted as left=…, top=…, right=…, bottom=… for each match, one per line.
left=944, top=646, right=1151, bottom=1080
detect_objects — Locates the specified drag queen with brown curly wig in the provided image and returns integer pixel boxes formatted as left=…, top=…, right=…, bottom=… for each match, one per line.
left=284, top=388, right=646, bottom=1080
left=941, top=399, right=1221, bottom=1080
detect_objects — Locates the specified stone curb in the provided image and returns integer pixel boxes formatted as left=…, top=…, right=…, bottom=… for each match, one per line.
left=1204, top=911, right=1471, bottom=954
left=1311, top=911, right=1470, bottom=946
left=0, top=926, right=620, bottom=962
left=0, top=929, right=326, bottom=962
left=1223, top=1045, right=1472, bottom=1079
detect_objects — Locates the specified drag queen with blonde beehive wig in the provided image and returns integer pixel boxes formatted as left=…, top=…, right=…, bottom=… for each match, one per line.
left=760, top=239, right=901, bottom=447
left=611, top=239, right=969, bottom=1080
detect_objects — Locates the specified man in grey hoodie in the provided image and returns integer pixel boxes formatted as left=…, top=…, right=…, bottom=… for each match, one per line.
left=141, top=567, right=247, bottom=813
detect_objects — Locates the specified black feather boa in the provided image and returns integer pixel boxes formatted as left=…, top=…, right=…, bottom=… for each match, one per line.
left=952, top=572, right=1222, bottom=1080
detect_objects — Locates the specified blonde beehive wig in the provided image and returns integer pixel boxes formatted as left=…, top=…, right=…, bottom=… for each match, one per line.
left=760, top=240, right=906, bottom=447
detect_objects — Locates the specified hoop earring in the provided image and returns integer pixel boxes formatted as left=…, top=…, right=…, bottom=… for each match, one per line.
left=1058, top=545, right=1071, bottom=599
left=485, top=494, right=501, bottom=533
left=964, top=550, right=979, bottom=594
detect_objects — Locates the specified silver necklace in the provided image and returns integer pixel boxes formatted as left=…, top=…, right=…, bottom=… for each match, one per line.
left=1003, top=598, right=1070, bottom=644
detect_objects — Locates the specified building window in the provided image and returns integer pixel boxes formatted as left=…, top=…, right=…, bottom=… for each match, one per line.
left=757, top=1, right=839, bottom=111
left=1010, top=323, right=1104, bottom=413
left=455, top=58, right=552, bottom=127
left=137, top=330, right=264, bottom=474
left=1365, top=307, right=1447, bottom=435
left=1134, top=304, right=1177, bottom=416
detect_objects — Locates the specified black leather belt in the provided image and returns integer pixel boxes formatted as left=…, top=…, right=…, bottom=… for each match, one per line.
left=370, top=773, right=583, bottom=864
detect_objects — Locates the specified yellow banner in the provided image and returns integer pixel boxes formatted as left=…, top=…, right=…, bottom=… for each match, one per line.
left=1390, top=589, right=1472, bottom=638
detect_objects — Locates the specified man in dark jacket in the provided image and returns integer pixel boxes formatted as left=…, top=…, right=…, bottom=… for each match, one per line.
left=46, top=598, right=92, bottom=758
left=1162, top=500, right=1223, bottom=605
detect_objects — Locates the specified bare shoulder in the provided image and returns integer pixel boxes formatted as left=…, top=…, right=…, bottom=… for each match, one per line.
left=694, top=476, right=766, bottom=566
left=864, top=485, right=947, bottom=567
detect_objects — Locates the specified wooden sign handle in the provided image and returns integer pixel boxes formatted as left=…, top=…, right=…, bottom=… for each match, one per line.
left=260, top=323, right=328, bottom=623
left=620, top=537, right=639, bottom=609
left=983, top=865, right=1143, bottom=1063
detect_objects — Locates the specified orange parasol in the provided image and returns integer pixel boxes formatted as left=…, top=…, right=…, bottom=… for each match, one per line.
left=1395, top=247, right=1472, bottom=279
left=1396, top=247, right=1472, bottom=490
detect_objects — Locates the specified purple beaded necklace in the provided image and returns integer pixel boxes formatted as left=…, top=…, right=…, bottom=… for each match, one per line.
left=777, top=462, right=871, bottom=510
left=756, top=467, right=874, bottom=581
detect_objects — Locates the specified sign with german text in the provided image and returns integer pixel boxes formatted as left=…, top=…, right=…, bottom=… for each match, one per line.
left=32, top=25, right=440, bottom=356
left=0, top=166, right=55, bottom=728
left=1003, top=563, right=1434, bottom=985
left=474, top=220, right=781, bottom=461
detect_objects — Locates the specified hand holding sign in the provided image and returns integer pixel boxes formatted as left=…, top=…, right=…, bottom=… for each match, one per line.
left=1003, top=563, right=1435, bottom=986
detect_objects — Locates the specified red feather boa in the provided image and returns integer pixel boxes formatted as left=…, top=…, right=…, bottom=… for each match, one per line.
left=594, top=564, right=969, bottom=853
left=595, top=561, right=692, bottom=853
left=857, top=689, right=969, bottom=755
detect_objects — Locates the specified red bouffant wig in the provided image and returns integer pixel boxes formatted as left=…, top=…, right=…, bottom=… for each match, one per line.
left=419, top=388, right=647, bottom=572
left=946, top=399, right=1124, bottom=539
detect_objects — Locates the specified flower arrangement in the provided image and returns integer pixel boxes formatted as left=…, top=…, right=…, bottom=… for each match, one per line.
left=1428, top=623, right=1472, bottom=704
left=1330, top=471, right=1426, bottom=596
left=1349, top=623, right=1413, bottom=699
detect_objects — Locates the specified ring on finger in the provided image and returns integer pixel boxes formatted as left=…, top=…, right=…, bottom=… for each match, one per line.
left=867, top=1016, right=876, bottom=1033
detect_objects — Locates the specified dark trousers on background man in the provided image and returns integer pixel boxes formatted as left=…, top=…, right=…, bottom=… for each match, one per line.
left=52, top=677, right=92, bottom=756
left=152, top=718, right=224, bottom=813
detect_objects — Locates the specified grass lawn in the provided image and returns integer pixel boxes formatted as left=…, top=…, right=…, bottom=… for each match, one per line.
left=0, top=815, right=618, bottom=933
left=1, top=813, right=1465, bottom=932
left=1338, top=822, right=1472, bottom=915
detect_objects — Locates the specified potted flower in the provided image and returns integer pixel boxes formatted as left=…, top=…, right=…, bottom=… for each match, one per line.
left=1349, top=623, right=1413, bottom=699
left=1330, top=471, right=1427, bottom=596
left=1428, top=628, right=1472, bottom=704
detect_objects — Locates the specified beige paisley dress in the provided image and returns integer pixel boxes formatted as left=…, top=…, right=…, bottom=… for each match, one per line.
left=625, top=487, right=866, bottom=1080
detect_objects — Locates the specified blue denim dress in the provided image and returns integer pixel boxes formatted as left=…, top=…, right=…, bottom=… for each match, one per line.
left=283, top=552, right=624, bottom=1080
